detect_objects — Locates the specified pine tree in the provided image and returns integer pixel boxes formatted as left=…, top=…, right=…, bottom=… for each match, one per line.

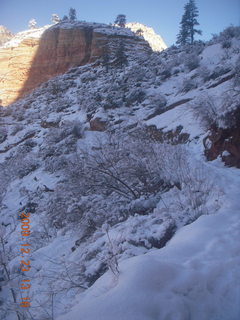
left=28, top=19, right=37, bottom=29
left=69, top=8, right=77, bottom=22
left=115, top=41, right=128, bottom=68
left=51, top=14, right=60, bottom=24
left=177, top=0, right=202, bottom=45
left=114, top=14, right=126, bottom=28
left=136, top=28, right=144, bottom=37
left=62, top=15, right=69, bottom=21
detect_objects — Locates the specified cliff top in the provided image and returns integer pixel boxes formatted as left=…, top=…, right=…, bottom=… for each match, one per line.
left=2, top=21, right=167, bottom=51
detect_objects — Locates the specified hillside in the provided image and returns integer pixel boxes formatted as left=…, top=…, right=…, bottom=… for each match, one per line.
left=0, top=25, right=239, bottom=320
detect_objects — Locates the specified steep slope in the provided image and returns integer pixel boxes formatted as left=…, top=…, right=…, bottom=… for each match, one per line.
left=0, top=26, right=239, bottom=320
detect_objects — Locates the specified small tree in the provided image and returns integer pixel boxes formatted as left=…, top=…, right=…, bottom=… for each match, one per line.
left=28, top=18, right=37, bottom=29
left=114, top=14, right=126, bottom=28
left=69, top=7, right=77, bottom=22
left=136, top=28, right=144, bottom=37
left=62, top=15, right=69, bottom=21
left=51, top=13, right=60, bottom=24
left=115, top=41, right=128, bottom=68
left=177, top=0, right=202, bottom=45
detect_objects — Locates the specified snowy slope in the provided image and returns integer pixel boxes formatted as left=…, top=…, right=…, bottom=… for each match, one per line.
left=0, top=26, right=240, bottom=320
left=58, top=165, right=240, bottom=320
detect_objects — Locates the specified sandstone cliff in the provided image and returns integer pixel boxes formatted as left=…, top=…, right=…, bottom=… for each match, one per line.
left=0, top=21, right=164, bottom=106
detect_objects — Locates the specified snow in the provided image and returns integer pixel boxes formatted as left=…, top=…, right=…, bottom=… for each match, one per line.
left=0, top=25, right=239, bottom=320
left=2, top=25, right=51, bottom=48
left=58, top=167, right=240, bottom=320
left=146, top=102, right=203, bottom=139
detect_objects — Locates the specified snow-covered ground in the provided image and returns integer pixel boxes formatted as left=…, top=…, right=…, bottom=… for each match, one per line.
left=58, top=163, right=240, bottom=320
left=0, top=25, right=240, bottom=320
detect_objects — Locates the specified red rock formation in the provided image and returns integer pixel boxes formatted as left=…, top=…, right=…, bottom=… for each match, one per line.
left=0, top=25, right=107, bottom=106
left=0, top=22, right=152, bottom=106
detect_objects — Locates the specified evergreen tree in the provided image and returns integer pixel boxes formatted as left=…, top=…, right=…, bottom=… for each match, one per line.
left=115, top=41, right=128, bottom=68
left=51, top=14, right=60, bottom=24
left=136, top=28, right=144, bottom=37
left=177, top=0, right=202, bottom=45
left=114, top=14, right=126, bottom=28
left=28, top=19, right=37, bottom=29
left=62, top=15, right=69, bottom=21
left=69, top=8, right=77, bottom=22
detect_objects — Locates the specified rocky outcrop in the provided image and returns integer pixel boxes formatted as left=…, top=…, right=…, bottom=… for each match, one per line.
left=204, top=108, right=240, bottom=168
left=126, top=22, right=167, bottom=52
left=0, top=22, right=163, bottom=106
left=0, top=25, right=13, bottom=46
left=90, top=117, right=107, bottom=131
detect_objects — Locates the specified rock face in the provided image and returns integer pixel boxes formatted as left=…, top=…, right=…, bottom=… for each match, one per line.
left=126, top=22, right=167, bottom=52
left=204, top=108, right=240, bottom=168
left=0, top=25, right=13, bottom=46
left=0, top=21, right=164, bottom=106
left=0, top=23, right=107, bottom=106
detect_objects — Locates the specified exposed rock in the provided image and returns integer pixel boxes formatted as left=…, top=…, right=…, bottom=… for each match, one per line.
left=0, top=25, right=14, bottom=46
left=90, top=117, right=107, bottom=131
left=126, top=22, right=167, bottom=52
left=146, top=125, right=190, bottom=144
left=0, top=22, right=157, bottom=106
left=204, top=108, right=240, bottom=168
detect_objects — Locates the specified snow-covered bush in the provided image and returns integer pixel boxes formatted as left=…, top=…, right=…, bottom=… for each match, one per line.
left=219, top=25, right=240, bottom=40
left=16, top=155, right=40, bottom=178
left=192, top=94, right=218, bottom=128
left=80, top=71, right=97, bottom=83
left=160, top=66, right=172, bottom=80
left=183, top=53, right=200, bottom=71
left=198, top=66, right=211, bottom=82
left=222, top=39, right=232, bottom=49
left=0, top=127, right=7, bottom=143
left=148, top=92, right=167, bottom=111
left=233, top=56, right=240, bottom=88
left=181, top=77, right=198, bottom=92
left=72, top=120, right=85, bottom=138
left=209, top=65, right=231, bottom=80
left=44, top=155, right=68, bottom=173
left=125, top=88, right=145, bottom=106
left=210, top=26, right=240, bottom=45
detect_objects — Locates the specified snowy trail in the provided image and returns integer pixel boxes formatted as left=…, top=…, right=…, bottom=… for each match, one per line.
left=58, top=164, right=240, bottom=320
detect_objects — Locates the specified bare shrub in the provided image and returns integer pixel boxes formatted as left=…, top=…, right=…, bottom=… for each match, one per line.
left=183, top=53, right=200, bottom=71
left=181, top=77, right=198, bottom=92
left=222, top=39, right=232, bottom=49
left=160, top=144, right=214, bottom=219
left=198, top=66, right=211, bottom=82
left=148, top=92, right=167, bottom=111
left=0, top=127, right=7, bottom=143
left=16, top=155, right=40, bottom=178
left=233, top=56, right=240, bottom=88
left=192, top=94, right=218, bottom=128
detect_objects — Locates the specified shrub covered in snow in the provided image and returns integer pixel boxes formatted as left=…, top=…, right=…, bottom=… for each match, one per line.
left=0, top=127, right=7, bottom=143
left=183, top=52, right=200, bottom=71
